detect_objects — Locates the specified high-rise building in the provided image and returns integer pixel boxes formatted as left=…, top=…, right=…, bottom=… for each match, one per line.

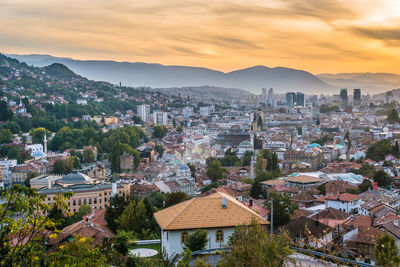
left=353, top=89, right=361, bottom=106
left=340, top=89, right=348, bottom=108
left=261, top=88, right=267, bottom=104
left=153, top=111, right=168, bottom=126
left=137, top=104, right=150, bottom=122
left=268, top=88, right=274, bottom=106
left=183, top=106, right=194, bottom=118
left=286, top=92, right=296, bottom=107
left=296, top=92, right=305, bottom=107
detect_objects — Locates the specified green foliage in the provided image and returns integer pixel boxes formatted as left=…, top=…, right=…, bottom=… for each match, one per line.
left=154, top=144, right=165, bottom=157
left=351, top=163, right=376, bottom=179
left=257, top=115, right=263, bottom=130
left=358, top=179, right=373, bottom=192
left=52, top=157, right=81, bottom=174
left=118, top=200, right=149, bottom=234
left=0, top=145, right=32, bottom=163
left=165, top=192, right=189, bottom=208
left=152, top=125, right=168, bottom=139
left=218, top=221, right=293, bottom=267
left=83, top=148, right=95, bottom=163
left=206, top=160, right=226, bottom=182
left=48, top=235, right=108, bottom=266
left=29, top=127, right=50, bottom=144
left=265, top=192, right=298, bottom=227
left=105, top=193, right=131, bottom=232
left=319, top=104, right=339, bottom=113
left=113, top=230, right=135, bottom=256
left=241, top=151, right=252, bottom=166
left=184, top=229, right=208, bottom=252
left=200, top=182, right=218, bottom=193
left=316, top=183, right=326, bottom=195
left=373, top=170, right=393, bottom=188
left=0, top=128, right=12, bottom=144
left=387, top=108, right=400, bottom=123
left=0, top=184, right=70, bottom=266
left=0, top=100, right=13, bottom=121
left=367, top=139, right=394, bottom=162
left=108, top=141, right=141, bottom=173
left=374, top=233, right=400, bottom=267
left=250, top=181, right=264, bottom=199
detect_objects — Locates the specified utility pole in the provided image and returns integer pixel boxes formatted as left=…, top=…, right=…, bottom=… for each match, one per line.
left=270, top=197, right=273, bottom=234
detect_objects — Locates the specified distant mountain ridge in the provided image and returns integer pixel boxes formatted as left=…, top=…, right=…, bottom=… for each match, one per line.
left=8, top=54, right=336, bottom=94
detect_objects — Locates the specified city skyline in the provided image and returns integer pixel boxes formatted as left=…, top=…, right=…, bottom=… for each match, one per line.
left=1, top=0, right=400, bottom=74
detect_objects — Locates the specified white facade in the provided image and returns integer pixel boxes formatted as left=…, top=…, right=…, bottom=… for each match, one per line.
left=138, top=104, right=150, bottom=122
left=326, top=197, right=362, bottom=213
left=183, top=107, right=194, bottom=118
left=199, top=106, right=210, bottom=117
left=153, top=111, right=168, bottom=126
left=26, top=144, right=43, bottom=153
left=161, top=227, right=235, bottom=259
left=76, top=99, right=87, bottom=105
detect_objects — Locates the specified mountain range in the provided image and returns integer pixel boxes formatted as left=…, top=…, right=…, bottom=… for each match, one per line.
left=8, top=54, right=400, bottom=95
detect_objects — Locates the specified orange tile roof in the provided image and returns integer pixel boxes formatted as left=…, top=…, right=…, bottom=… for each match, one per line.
left=261, top=179, right=284, bottom=186
left=326, top=193, right=361, bottom=202
left=154, top=192, right=268, bottom=230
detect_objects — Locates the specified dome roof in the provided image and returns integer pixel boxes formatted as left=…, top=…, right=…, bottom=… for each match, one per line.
left=32, top=150, right=45, bottom=157
left=238, top=140, right=252, bottom=147
left=58, top=170, right=93, bottom=185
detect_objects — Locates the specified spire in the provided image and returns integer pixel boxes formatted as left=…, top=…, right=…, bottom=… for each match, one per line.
left=43, top=130, right=47, bottom=156
left=111, top=173, right=117, bottom=196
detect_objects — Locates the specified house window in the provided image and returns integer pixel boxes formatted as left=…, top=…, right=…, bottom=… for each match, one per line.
left=83, top=199, right=87, bottom=205
left=216, top=230, right=224, bottom=242
left=73, top=200, right=76, bottom=206
left=181, top=232, right=189, bottom=244
left=78, top=199, right=81, bottom=205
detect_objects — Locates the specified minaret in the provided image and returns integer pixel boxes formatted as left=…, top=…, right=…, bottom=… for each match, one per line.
left=111, top=173, right=117, bottom=196
left=250, top=155, right=255, bottom=179
left=43, top=131, right=47, bottom=156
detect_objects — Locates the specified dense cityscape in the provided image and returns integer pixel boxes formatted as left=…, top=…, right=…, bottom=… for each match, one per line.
left=2, top=52, right=400, bottom=266
left=2, top=0, right=400, bottom=266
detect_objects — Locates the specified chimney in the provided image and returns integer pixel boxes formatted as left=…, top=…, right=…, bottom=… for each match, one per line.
left=249, top=199, right=253, bottom=207
left=222, top=197, right=227, bottom=209
left=394, top=220, right=399, bottom=227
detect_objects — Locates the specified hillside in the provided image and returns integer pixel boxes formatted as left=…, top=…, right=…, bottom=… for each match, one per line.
left=9, top=54, right=336, bottom=94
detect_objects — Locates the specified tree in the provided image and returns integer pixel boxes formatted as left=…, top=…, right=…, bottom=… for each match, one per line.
left=0, top=100, right=12, bottom=121
left=387, top=108, right=400, bottom=123
left=265, top=192, right=298, bottom=227
left=24, top=171, right=39, bottom=188
left=358, top=179, right=373, bottom=192
left=176, top=126, right=183, bottom=132
left=48, top=235, right=108, bottom=266
left=0, top=185, right=70, bottom=266
left=218, top=221, right=293, bottom=267
left=184, top=229, right=208, bottom=252
left=255, top=152, right=264, bottom=176
left=165, top=192, right=188, bottom=208
left=257, top=115, right=263, bottom=130
left=28, top=127, right=50, bottom=144
left=187, top=163, right=196, bottom=178
left=152, top=125, right=167, bottom=139
left=105, top=193, right=130, bottom=232
left=374, top=233, right=400, bottom=267
left=0, top=128, right=12, bottom=144
left=113, top=230, right=133, bottom=256
left=394, top=141, right=400, bottom=157
left=367, top=139, right=394, bottom=162
left=250, top=181, right=263, bottom=199
left=206, top=160, right=226, bottom=182
left=108, top=142, right=141, bottom=173
left=52, top=157, right=80, bottom=174
left=374, top=170, right=393, bottom=188
left=241, top=151, right=252, bottom=166
left=118, top=200, right=149, bottom=233
left=200, top=182, right=218, bottom=193
left=83, top=148, right=95, bottom=163
left=154, top=144, right=165, bottom=157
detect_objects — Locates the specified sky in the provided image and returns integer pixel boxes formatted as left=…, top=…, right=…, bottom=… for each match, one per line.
left=1, top=0, right=400, bottom=74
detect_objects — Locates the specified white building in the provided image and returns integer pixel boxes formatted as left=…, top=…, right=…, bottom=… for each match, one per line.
left=0, top=158, right=17, bottom=184
left=183, top=106, right=194, bottom=118
left=138, top=104, right=150, bottom=122
left=154, top=192, right=268, bottom=259
left=199, top=106, right=210, bottom=117
left=153, top=111, right=168, bottom=126
left=325, top=193, right=362, bottom=214
left=76, top=99, right=87, bottom=105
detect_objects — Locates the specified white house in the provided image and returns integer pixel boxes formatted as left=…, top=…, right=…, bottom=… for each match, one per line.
left=154, top=192, right=268, bottom=259
left=325, top=193, right=362, bottom=214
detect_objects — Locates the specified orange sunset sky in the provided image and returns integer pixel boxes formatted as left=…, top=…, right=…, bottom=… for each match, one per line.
left=1, top=0, right=400, bottom=73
